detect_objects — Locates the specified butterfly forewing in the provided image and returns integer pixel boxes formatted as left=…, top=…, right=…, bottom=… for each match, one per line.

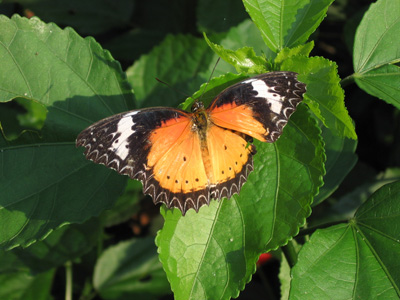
left=209, top=71, right=306, bottom=143
left=76, top=108, right=190, bottom=179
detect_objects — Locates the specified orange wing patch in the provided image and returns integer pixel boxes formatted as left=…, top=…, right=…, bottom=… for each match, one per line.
left=149, top=126, right=208, bottom=194
left=206, top=125, right=256, bottom=199
left=144, top=118, right=210, bottom=212
left=209, top=102, right=268, bottom=142
left=146, top=115, right=192, bottom=167
left=144, top=115, right=256, bottom=213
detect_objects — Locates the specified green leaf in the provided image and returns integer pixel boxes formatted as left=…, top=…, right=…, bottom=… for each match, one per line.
left=0, top=267, right=54, bottom=300
left=290, top=181, right=400, bottom=300
left=204, top=33, right=268, bottom=74
left=313, top=124, right=358, bottom=206
left=0, top=15, right=133, bottom=250
left=203, top=19, right=274, bottom=76
left=130, top=20, right=270, bottom=110
left=0, top=15, right=134, bottom=129
left=324, top=168, right=400, bottom=226
left=126, top=34, right=214, bottom=108
left=282, top=55, right=357, bottom=140
left=242, top=0, right=333, bottom=52
left=217, top=18, right=275, bottom=56
left=93, top=238, right=170, bottom=300
left=156, top=105, right=325, bottom=300
left=354, top=65, right=400, bottom=109
left=274, top=41, right=314, bottom=64
left=0, top=131, right=126, bottom=250
left=353, top=0, right=400, bottom=108
left=12, top=218, right=102, bottom=273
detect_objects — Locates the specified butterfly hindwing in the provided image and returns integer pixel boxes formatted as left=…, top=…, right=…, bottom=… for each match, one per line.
left=144, top=119, right=210, bottom=212
left=206, top=125, right=256, bottom=200
left=209, top=71, right=306, bottom=143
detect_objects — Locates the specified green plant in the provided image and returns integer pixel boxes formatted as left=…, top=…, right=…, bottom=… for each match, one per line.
left=0, top=0, right=399, bottom=299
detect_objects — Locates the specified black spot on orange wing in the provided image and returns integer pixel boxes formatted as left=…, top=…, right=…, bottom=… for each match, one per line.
left=205, top=125, right=256, bottom=201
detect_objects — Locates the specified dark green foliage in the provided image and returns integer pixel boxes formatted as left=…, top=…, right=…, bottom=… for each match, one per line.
left=0, top=0, right=399, bottom=299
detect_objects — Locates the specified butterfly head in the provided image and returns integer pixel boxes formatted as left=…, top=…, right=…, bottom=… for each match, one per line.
left=191, top=100, right=205, bottom=113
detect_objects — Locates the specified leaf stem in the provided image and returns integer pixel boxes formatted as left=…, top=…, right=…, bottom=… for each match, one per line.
left=65, top=261, right=73, bottom=300
left=282, top=241, right=298, bottom=268
left=340, top=74, right=355, bottom=88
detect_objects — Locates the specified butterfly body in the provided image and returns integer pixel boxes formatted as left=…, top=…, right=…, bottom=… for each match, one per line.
left=76, top=71, right=306, bottom=214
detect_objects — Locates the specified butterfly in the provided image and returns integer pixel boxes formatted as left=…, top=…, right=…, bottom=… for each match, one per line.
left=76, top=71, right=306, bottom=215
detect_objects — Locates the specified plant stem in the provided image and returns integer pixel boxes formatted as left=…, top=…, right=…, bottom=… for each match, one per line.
left=65, top=261, right=73, bottom=300
left=282, top=241, right=297, bottom=269
left=340, top=74, right=355, bottom=88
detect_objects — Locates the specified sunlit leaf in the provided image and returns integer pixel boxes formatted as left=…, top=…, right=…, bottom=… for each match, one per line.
left=290, top=181, right=400, bottom=299
left=353, top=0, right=400, bottom=108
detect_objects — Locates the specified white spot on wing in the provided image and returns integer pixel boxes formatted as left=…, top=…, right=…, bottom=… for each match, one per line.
left=109, top=116, right=136, bottom=160
left=246, top=79, right=284, bottom=114
left=242, top=78, right=255, bottom=84
left=124, top=111, right=140, bottom=117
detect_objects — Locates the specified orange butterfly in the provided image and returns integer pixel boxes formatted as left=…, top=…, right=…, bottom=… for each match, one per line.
left=76, top=72, right=306, bottom=214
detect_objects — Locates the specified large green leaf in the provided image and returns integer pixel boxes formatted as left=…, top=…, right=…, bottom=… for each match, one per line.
left=156, top=103, right=325, bottom=300
left=282, top=56, right=357, bottom=140
left=93, top=238, right=170, bottom=300
left=290, top=181, right=400, bottom=299
left=0, top=127, right=126, bottom=251
left=126, top=34, right=214, bottom=109
left=242, top=0, right=333, bottom=52
left=0, top=15, right=134, bottom=127
left=313, top=124, right=358, bottom=206
left=0, top=15, right=134, bottom=250
left=353, top=0, right=400, bottom=108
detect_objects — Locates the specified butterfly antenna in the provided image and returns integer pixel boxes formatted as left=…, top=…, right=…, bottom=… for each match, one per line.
left=198, top=57, right=221, bottom=102
left=155, top=78, right=190, bottom=98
